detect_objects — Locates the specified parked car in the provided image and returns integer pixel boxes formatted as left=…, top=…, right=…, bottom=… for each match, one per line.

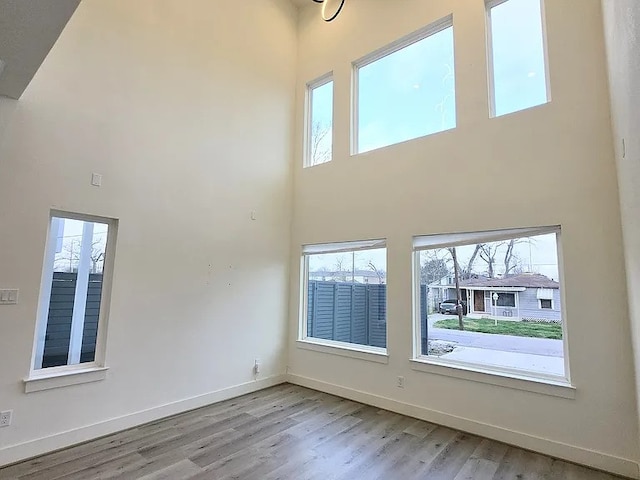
left=438, top=299, right=468, bottom=315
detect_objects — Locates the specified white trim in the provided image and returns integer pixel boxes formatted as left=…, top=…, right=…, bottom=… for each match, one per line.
left=413, top=225, right=560, bottom=251
left=410, top=358, right=572, bottom=398
left=24, top=366, right=108, bottom=393
left=1, top=375, right=287, bottom=468
left=351, top=15, right=454, bottom=155
left=304, top=72, right=334, bottom=168
left=67, top=221, right=94, bottom=365
left=286, top=374, right=639, bottom=479
left=302, top=238, right=386, bottom=255
left=33, top=217, right=61, bottom=369
left=296, top=339, right=388, bottom=364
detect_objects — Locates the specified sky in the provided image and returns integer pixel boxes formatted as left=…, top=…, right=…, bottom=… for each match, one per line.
left=309, top=0, right=548, bottom=158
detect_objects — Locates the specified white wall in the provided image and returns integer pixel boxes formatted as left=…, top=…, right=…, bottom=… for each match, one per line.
left=288, top=0, right=639, bottom=477
left=602, top=0, right=640, bottom=461
left=0, top=0, right=296, bottom=465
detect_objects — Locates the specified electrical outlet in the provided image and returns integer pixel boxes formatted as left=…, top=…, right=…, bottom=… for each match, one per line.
left=397, top=376, right=405, bottom=388
left=253, top=359, right=261, bottom=375
left=0, top=410, right=12, bottom=427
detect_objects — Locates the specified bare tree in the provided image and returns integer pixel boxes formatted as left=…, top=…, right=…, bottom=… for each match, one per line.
left=367, top=261, right=385, bottom=284
left=478, top=242, right=506, bottom=278
left=310, top=121, right=331, bottom=166
left=55, top=238, right=106, bottom=274
left=504, top=238, right=533, bottom=276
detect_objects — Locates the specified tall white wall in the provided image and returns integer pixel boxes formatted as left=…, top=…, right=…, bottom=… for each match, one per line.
left=0, top=0, right=296, bottom=465
left=288, top=0, right=638, bottom=477
left=602, top=0, right=640, bottom=461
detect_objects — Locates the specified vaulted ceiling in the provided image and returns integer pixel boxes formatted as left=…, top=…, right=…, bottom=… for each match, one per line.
left=0, top=0, right=80, bottom=99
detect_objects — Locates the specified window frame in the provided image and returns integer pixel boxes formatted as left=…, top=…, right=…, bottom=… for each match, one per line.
left=485, top=0, right=551, bottom=118
left=351, top=15, right=455, bottom=156
left=305, top=72, right=334, bottom=168
left=29, top=210, right=118, bottom=381
left=411, top=226, right=571, bottom=387
left=298, top=239, right=388, bottom=360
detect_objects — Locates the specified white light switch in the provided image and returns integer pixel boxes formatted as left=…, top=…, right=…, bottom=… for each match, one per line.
left=91, top=173, right=102, bottom=187
left=0, top=289, right=18, bottom=305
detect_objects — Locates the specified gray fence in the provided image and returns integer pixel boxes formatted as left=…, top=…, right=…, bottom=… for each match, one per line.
left=42, top=272, right=103, bottom=368
left=307, top=281, right=386, bottom=348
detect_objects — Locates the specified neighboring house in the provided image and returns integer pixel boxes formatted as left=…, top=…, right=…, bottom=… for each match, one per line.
left=429, top=273, right=562, bottom=322
left=309, top=269, right=386, bottom=284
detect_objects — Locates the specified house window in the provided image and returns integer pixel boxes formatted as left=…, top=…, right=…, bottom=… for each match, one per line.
left=32, top=212, right=117, bottom=370
left=540, top=298, right=553, bottom=309
left=354, top=17, right=455, bottom=154
left=495, top=292, right=516, bottom=307
left=413, top=226, right=567, bottom=380
left=306, top=74, right=333, bottom=167
left=487, top=0, right=549, bottom=117
left=301, top=240, right=387, bottom=352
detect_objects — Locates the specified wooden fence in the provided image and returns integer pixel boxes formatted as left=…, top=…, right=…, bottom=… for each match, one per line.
left=306, top=280, right=387, bottom=348
left=42, top=272, right=103, bottom=368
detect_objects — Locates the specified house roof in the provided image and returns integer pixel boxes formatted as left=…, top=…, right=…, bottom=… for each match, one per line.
left=458, top=273, right=559, bottom=289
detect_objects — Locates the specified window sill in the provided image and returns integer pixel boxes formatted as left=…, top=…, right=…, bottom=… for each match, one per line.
left=24, top=366, right=108, bottom=393
left=410, top=358, right=575, bottom=399
left=296, top=339, right=388, bottom=364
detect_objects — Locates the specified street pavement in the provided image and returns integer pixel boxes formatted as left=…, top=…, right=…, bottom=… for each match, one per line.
left=427, top=313, right=564, bottom=358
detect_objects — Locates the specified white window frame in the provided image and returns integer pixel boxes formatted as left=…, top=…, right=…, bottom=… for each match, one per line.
left=411, top=226, right=572, bottom=392
left=305, top=72, right=334, bottom=168
left=486, top=0, right=551, bottom=118
left=352, top=15, right=454, bottom=155
left=26, top=210, right=118, bottom=392
left=539, top=298, right=554, bottom=310
left=298, top=239, right=388, bottom=363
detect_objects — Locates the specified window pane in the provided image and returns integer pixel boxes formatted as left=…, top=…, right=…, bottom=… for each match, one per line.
left=304, top=247, right=386, bottom=349
left=416, top=230, right=565, bottom=379
left=357, top=25, right=456, bottom=154
left=489, top=0, right=548, bottom=116
left=38, top=216, right=109, bottom=369
left=307, top=79, right=333, bottom=167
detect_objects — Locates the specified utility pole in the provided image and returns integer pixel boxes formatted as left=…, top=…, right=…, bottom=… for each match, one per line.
left=451, top=247, right=464, bottom=331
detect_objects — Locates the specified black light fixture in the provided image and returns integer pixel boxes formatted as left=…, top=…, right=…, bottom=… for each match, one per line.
left=311, top=0, right=346, bottom=22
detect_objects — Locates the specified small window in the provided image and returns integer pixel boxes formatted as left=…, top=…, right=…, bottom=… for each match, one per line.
left=414, top=226, right=566, bottom=380
left=487, top=0, right=549, bottom=117
left=355, top=17, right=456, bottom=154
left=306, top=75, right=333, bottom=167
left=32, top=212, right=117, bottom=370
left=301, top=240, right=387, bottom=351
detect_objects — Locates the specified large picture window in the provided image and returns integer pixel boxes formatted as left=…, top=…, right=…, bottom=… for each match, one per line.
left=413, top=226, right=566, bottom=381
left=32, top=212, right=117, bottom=371
left=354, top=17, right=456, bottom=154
left=301, top=240, right=387, bottom=352
left=487, top=0, right=549, bottom=116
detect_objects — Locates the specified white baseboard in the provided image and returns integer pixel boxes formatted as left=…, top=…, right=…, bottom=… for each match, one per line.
left=287, top=373, right=639, bottom=479
left=0, top=374, right=286, bottom=468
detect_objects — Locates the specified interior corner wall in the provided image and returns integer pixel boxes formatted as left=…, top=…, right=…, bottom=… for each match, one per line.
left=288, top=0, right=639, bottom=477
left=0, top=0, right=297, bottom=465
left=602, top=0, right=640, bottom=460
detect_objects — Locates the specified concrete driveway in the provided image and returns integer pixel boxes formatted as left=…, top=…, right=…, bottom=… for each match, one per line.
left=427, top=313, right=564, bottom=358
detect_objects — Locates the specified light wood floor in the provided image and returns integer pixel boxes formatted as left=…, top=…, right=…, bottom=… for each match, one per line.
left=0, top=384, right=625, bottom=480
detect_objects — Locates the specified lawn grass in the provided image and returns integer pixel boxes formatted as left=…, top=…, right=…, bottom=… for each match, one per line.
left=433, top=317, right=563, bottom=340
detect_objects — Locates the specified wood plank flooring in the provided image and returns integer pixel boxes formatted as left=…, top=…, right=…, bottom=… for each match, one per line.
left=0, top=384, right=625, bottom=480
